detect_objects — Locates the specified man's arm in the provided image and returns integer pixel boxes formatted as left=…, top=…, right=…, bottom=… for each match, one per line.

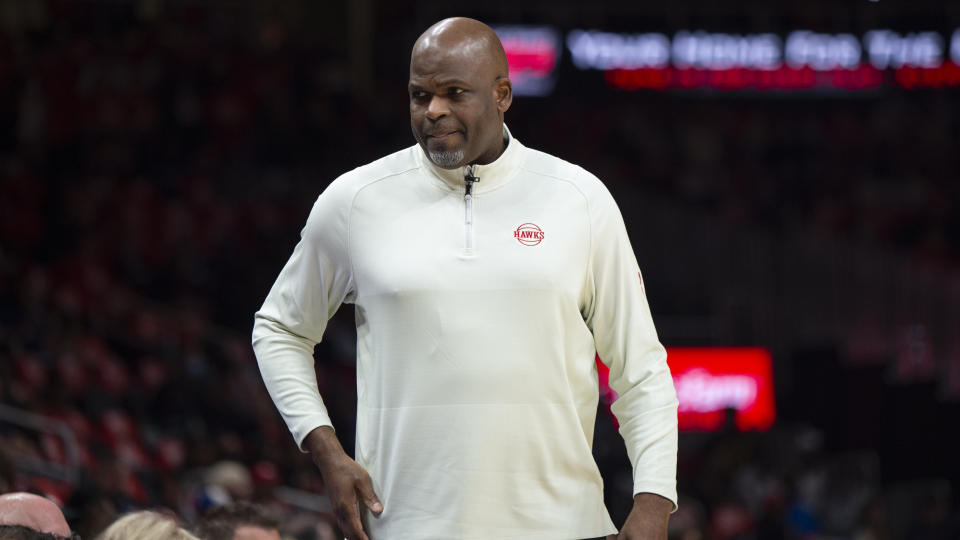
left=581, top=182, right=679, bottom=537
left=252, top=181, right=382, bottom=539
left=252, top=187, right=355, bottom=448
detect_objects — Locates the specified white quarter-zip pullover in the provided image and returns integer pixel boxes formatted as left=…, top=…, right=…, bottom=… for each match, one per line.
left=253, top=128, right=679, bottom=539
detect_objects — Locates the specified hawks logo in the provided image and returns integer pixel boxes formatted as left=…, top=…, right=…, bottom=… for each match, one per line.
left=514, top=223, right=545, bottom=246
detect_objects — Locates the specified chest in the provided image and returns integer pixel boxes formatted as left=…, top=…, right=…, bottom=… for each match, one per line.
left=348, top=176, right=591, bottom=300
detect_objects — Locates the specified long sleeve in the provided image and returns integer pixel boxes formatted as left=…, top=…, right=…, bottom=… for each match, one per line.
left=252, top=180, right=355, bottom=450
left=582, top=185, right=679, bottom=509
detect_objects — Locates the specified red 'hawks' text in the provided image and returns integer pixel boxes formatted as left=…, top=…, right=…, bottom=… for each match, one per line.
left=515, top=229, right=545, bottom=240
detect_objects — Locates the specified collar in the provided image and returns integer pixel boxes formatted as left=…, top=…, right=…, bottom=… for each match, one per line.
left=419, top=124, right=524, bottom=194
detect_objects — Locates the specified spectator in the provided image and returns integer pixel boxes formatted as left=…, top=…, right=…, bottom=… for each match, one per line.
left=0, top=493, right=71, bottom=538
left=204, top=462, right=253, bottom=505
left=96, top=511, right=197, bottom=540
left=194, top=502, right=280, bottom=540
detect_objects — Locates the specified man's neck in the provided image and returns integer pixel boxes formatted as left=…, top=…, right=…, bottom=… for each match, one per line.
left=469, top=126, right=510, bottom=166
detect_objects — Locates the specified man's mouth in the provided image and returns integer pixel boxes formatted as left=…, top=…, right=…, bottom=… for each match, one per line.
left=428, top=130, right=458, bottom=140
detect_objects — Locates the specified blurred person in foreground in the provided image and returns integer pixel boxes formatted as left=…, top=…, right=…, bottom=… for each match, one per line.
left=95, top=511, right=197, bottom=540
left=0, top=492, right=72, bottom=539
left=194, top=502, right=280, bottom=540
left=253, top=16, right=678, bottom=540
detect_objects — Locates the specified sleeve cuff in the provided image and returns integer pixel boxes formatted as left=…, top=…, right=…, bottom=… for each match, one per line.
left=293, top=416, right=335, bottom=453
left=633, top=484, right=679, bottom=513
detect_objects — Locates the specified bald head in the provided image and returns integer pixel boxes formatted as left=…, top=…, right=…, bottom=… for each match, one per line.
left=0, top=493, right=71, bottom=537
left=412, top=17, right=509, bottom=81
left=408, top=18, right=513, bottom=169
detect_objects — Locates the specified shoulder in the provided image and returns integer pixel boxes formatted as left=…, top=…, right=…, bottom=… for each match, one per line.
left=320, top=145, right=422, bottom=204
left=518, top=144, right=617, bottom=210
left=303, top=145, right=421, bottom=234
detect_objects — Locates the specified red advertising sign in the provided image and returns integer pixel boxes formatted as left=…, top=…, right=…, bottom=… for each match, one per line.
left=596, top=347, right=776, bottom=432
left=668, top=347, right=776, bottom=432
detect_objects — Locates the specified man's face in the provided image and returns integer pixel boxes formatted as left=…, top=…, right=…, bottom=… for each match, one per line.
left=409, top=44, right=505, bottom=169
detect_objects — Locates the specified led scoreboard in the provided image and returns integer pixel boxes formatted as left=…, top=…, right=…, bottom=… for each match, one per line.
left=495, top=26, right=960, bottom=94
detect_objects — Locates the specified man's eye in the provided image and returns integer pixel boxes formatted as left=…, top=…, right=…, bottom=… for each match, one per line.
left=411, top=91, right=429, bottom=100
left=448, top=88, right=465, bottom=96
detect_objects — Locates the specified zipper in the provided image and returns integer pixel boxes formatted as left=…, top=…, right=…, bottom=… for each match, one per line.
left=463, top=165, right=479, bottom=251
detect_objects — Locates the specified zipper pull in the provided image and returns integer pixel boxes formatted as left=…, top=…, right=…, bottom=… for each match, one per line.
left=464, top=165, right=479, bottom=196
left=463, top=165, right=478, bottom=251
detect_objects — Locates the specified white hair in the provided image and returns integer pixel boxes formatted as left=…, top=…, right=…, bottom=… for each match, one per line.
left=96, top=511, right=199, bottom=540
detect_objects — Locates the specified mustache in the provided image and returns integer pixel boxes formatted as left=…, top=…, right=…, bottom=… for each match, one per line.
left=423, top=125, right=462, bottom=137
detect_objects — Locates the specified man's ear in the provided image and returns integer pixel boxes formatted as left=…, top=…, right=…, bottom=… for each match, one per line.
left=494, top=78, right=513, bottom=113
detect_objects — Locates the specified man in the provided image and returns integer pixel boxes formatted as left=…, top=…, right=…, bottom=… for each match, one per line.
left=0, top=492, right=72, bottom=539
left=194, top=502, right=281, bottom=540
left=253, top=17, right=678, bottom=540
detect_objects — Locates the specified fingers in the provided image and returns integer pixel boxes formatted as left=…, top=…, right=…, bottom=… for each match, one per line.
left=334, top=469, right=381, bottom=540
left=333, top=497, right=369, bottom=540
left=357, top=472, right=384, bottom=515
left=316, top=455, right=380, bottom=540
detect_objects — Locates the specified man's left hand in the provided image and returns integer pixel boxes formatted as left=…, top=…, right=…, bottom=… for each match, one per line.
left=605, top=492, right=672, bottom=540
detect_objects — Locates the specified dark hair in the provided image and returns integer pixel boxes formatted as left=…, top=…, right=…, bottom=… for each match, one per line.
left=193, top=502, right=278, bottom=540
left=0, top=525, right=74, bottom=540
left=0, top=449, right=15, bottom=493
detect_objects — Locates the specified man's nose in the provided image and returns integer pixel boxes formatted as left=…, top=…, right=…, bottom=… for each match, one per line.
left=425, top=96, right=449, bottom=120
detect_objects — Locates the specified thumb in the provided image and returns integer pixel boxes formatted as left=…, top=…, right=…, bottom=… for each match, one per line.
left=357, top=474, right=383, bottom=515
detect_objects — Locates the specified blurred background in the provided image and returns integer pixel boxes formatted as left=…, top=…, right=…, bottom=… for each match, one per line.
left=0, top=0, right=958, bottom=538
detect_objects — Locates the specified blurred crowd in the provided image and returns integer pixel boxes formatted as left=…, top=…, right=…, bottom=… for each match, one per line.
left=0, top=1, right=958, bottom=539
left=0, top=492, right=305, bottom=539
left=521, top=94, right=960, bottom=270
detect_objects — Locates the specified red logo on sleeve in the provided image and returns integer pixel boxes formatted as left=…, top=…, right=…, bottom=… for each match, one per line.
left=513, top=223, right=545, bottom=246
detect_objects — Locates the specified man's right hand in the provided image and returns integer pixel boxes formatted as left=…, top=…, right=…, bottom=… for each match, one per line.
left=304, top=426, right=383, bottom=540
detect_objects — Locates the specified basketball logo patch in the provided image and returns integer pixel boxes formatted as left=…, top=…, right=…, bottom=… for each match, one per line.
left=514, top=223, right=545, bottom=246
